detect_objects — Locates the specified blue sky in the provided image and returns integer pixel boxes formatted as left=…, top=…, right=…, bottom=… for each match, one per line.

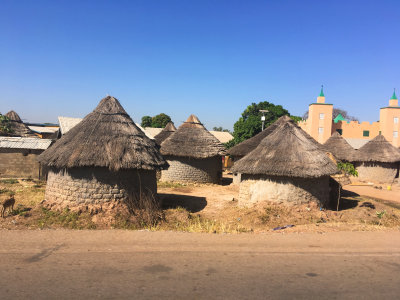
left=1, top=0, right=399, bottom=130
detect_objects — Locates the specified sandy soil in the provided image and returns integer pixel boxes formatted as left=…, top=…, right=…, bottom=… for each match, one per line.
left=1, top=178, right=400, bottom=232
left=344, top=184, right=400, bottom=205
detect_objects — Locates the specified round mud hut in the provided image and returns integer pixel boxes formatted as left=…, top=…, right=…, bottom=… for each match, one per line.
left=323, top=132, right=357, bottom=162
left=38, top=96, right=168, bottom=212
left=232, top=121, right=339, bottom=207
left=3, top=111, right=35, bottom=137
left=154, top=121, right=177, bottom=145
left=352, top=135, right=400, bottom=183
left=160, top=114, right=226, bottom=183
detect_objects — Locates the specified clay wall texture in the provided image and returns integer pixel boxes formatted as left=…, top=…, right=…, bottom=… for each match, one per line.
left=354, top=162, right=399, bottom=183
left=44, top=167, right=157, bottom=208
left=238, top=175, right=330, bottom=207
left=160, top=156, right=222, bottom=183
left=0, top=149, right=47, bottom=180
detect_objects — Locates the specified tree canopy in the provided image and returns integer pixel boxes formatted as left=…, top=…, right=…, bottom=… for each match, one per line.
left=0, top=113, right=12, bottom=136
left=226, top=101, right=299, bottom=148
left=141, top=113, right=172, bottom=128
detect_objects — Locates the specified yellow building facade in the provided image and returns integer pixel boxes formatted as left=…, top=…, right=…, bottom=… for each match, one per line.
left=298, top=88, right=400, bottom=148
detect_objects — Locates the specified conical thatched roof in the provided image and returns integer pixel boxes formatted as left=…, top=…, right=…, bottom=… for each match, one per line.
left=352, top=134, right=400, bottom=163
left=160, top=114, right=226, bottom=158
left=3, top=111, right=35, bottom=137
left=232, top=121, right=339, bottom=178
left=38, top=96, right=168, bottom=171
left=228, top=115, right=321, bottom=157
left=154, top=122, right=177, bottom=145
left=323, top=132, right=357, bottom=161
left=228, top=116, right=292, bottom=157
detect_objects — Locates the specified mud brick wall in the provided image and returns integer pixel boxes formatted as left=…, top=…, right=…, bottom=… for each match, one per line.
left=160, top=156, right=222, bottom=183
left=0, top=149, right=47, bottom=180
left=45, top=167, right=157, bottom=207
left=238, top=175, right=330, bottom=207
left=355, top=162, right=399, bottom=183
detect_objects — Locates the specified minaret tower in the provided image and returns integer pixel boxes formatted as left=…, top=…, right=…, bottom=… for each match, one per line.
left=380, top=89, right=400, bottom=147
left=307, top=86, right=333, bottom=143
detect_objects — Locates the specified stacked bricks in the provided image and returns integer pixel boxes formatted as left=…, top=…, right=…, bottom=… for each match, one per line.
left=0, top=149, right=47, bottom=179
left=44, top=167, right=157, bottom=208
left=238, top=175, right=330, bottom=207
left=160, top=156, right=222, bottom=183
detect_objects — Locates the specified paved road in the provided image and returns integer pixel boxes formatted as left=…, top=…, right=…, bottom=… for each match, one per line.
left=0, top=230, right=399, bottom=299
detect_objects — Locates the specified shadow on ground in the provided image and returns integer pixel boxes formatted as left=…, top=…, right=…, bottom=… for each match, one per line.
left=159, top=193, right=207, bottom=213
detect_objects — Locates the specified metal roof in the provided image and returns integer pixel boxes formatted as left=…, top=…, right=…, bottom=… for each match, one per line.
left=0, top=137, right=52, bottom=150
left=344, top=138, right=370, bottom=150
left=58, top=116, right=155, bottom=140
left=58, top=116, right=83, bottom=135
left=28, top=126, right=59, bottom=134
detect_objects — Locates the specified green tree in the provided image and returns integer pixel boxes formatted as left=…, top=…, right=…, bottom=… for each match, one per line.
left=151, top=113, right=172, bottom=128
left=0, top=113, right=12, bottom=135
left=141, top=116, right=152, bottom=127
left=213, top=126, right=231, bottom=133
left=225, top=101, right=292, bottom=148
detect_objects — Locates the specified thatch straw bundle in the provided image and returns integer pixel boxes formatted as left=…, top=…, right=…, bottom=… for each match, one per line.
left=4, top=111, right=35, bottom=137
left=228, top=115, right=321, bottom=158
left=323, top=132, right=357, bottom=161
left=154, top=121, right=176, bottom=145
left=38, top=96, right=168, bottom=171
left=352, top=135, right=400, bottom=163
left=160, top=114, right=226, bottom=158
left=232, top=121, right=339, bottom=178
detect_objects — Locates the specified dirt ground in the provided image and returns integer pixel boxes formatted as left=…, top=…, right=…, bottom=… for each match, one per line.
left=1, top=177, right=400, bottom=232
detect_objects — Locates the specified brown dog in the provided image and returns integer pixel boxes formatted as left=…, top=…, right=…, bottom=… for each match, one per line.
left=1, top=196, right=15, bottom=218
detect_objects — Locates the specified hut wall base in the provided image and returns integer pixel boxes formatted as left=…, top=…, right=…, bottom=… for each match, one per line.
left=44, top=167, right=157, bottom=210
left=355, top=162, right=398, bottom=184
left=160, top=156, right=222, bottom=183
left=238, top=175, right=330, bottom=207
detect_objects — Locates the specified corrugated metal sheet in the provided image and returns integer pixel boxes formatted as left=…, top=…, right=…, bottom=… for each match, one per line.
left=58, top=116, right=82, bottom=135
left=344, top=138, right=370, bottom=150
left=0, top=137, right=52, bottom=150
left=58, top=116, right=156, bottom=140
left=28, top=126, right=59, bottom=134
left=210, top=131, right=233, bottom=143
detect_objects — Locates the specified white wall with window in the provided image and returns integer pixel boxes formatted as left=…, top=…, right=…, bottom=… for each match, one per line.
left=394, top=117, right=399, bottom=124
left=318, top=127, right=324, bottom=134
left=319, top=113, right=324, bottom=120
left=394, top=131, right=398, bottom=138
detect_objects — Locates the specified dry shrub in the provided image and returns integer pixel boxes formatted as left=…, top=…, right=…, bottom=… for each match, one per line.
left=124, top=189, right=164, bottom=227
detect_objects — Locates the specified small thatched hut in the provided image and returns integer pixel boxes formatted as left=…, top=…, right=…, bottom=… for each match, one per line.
left=323, top=132, right=357, bottom=162
left=154, top=122, right=177, bottom=145
left=160, top=115, right=226, bottom=183
left=38, top=96, right=168, bottom=211
left=352, top=135, right=400, bottom=183
left=228, top=115, right=293, bottom=161
left=3, top=111, right=36, bottom=137
left=232, top=121, right=339, bottom=207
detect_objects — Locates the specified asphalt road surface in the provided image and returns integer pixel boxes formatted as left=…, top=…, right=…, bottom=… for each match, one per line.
left=0, top=230, right=399, bottom=299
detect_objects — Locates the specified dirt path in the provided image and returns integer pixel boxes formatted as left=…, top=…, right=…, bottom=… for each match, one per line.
left=0, top=230, right=399, bottom=299
left=344, top=184, right=400, bottom=205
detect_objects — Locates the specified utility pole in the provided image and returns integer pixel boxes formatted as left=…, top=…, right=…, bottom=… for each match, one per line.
left=259, top=109, right=269, bottom=131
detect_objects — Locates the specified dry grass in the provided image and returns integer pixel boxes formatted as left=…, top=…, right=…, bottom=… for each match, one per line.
left=1, top=179, right=400, bottom=232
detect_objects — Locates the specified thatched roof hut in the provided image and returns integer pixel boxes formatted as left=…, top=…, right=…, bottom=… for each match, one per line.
left=39, top=96, right=167, bottom=171
left=154, top=122, right=176, bottom=145
left=3, top=111, right=36, bottom=137
left=323, top=132, right=357, bottom=162
left=228, top=116, right=292, bottom=159
left=228, top=115, right=321, bottom=160
left=160, top=114, right=226, bottom=183
left=38, top=96, right=168, bottom=212
left=352, top=135, right=400, bottom=183
left=232, top=121, right=338, bottom=207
